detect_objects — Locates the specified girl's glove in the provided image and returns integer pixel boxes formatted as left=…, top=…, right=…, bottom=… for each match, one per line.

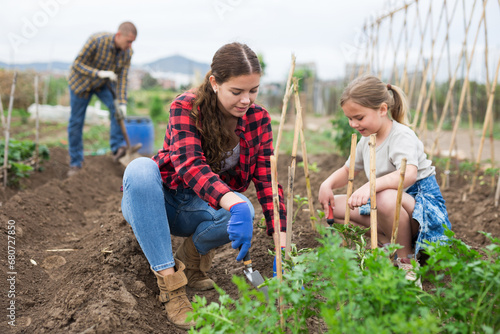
left=273, top=246, right=286, bottom=277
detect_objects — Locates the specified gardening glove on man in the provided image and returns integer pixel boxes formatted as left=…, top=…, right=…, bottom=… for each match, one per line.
left=97, top=70, right=117, bottom=81
left=227, top=202, right=253, bottom=262
left=273, top=246, right=286, bottom=277
left=118, top=104, right=127, bottom=118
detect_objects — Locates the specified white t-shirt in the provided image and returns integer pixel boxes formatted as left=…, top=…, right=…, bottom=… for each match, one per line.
left=345, top=120, right=435, bottom=181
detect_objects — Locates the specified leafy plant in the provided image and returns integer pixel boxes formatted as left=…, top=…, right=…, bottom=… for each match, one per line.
left=419, top=230, right=500, bottom=334
left=331, top=116, right=360, bottom=156
left=149, top=95, right=168, bottom=122
left=189, top=225, right=499, bottom=333
left=189, top=229, right=439, bottom=333
left=297, top=161, right=319, bottom=173
left=0, top=139, right=49, bottom=185
left=292, top=195, right=309, bottom=223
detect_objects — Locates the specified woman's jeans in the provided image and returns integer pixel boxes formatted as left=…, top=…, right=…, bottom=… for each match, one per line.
left=121, top=157, right=254, bottom=272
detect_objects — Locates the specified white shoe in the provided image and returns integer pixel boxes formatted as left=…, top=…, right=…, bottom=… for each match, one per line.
left=396, top=258, right=422, bottom=289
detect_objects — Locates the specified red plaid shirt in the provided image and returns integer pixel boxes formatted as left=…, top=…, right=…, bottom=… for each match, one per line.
left=153, top=91, right=286, bottom=236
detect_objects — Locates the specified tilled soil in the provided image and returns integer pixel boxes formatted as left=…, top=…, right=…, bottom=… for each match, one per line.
left=0, top=147, right=498, bottom=333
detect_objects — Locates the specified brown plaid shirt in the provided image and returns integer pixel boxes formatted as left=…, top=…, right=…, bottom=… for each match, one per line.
left=68, top=32, right=132, bottom=104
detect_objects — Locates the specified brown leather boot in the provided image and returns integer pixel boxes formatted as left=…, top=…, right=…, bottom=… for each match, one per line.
left=152, top=259, right=195, bottom=330
left=174, top=237, right=215, bottom=291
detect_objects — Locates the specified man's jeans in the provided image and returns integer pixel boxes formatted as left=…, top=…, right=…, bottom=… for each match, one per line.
left=68, top=86, right=125, bottom=167
left=121, top=158, right=255, bottom=272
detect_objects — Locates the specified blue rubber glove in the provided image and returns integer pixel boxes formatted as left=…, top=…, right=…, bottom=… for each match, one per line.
left=227, top=202, right=253, bottom=261
left=273, top=246, right=286, bottom=277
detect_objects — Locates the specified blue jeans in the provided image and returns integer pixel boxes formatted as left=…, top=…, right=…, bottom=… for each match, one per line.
left=121, top=157, right=255, bottom=272
left=68, top=86, right=125, bottom=167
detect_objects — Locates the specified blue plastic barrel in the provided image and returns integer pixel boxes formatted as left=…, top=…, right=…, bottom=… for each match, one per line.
left=124, top=116, right=155, bottom=155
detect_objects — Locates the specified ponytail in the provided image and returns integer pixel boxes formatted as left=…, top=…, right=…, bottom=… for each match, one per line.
left=387, top=84, right=410, bottom=126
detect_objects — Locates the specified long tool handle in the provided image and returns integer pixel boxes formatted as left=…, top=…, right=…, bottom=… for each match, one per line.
left=108, top=81, right=131, bottom=149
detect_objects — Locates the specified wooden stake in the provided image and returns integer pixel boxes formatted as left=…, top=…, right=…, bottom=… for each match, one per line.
left=469, top=57, right=500, bottom=193
left=274, top=55, right=296, bottom=163
left=284, top=78, right=302, bottom=261
left=3, top=72, right=17, bottom=188
left=270, top=155, right=284, bottom=328
left=412, top=1, right=447, bottom=131
left=495, top=170, right=500, bottom=207
left=0, top=93, right=5, bottom=131
left=389, top=5, right=407, bottom=84
left=398, top=1, right=420, bottom=91
left=483, top=9, right=496, bottom=189
left=292, top=78, right=316, bottom=230
left=285, top=165, right=294, bottom=262
left=390, top=158, right=407, bottom=260
left=369, top=134, right=377, bottom=249
left=344, top=134, right=358, bottom=246
left=407, top=1, right=433, bottom=107
left=34, top=75, right=40, bottom=171
left=418, top=0, right=460, bottom=135
left=444, top=0, right=487, bottom=179
left=429, top=0, right=480, bottom=161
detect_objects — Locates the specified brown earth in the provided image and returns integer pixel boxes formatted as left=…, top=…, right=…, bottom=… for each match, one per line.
left=0, top=147, right=498, bottom=333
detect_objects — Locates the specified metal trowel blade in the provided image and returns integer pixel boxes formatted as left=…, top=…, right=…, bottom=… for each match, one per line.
left=244, top=269, right=269, bottom=300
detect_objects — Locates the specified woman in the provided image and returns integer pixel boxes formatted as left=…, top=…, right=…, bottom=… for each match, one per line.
left=121, top=42, right=287, bottom=330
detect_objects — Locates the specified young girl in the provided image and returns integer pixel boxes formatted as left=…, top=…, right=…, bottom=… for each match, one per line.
left=318, top=75, right=451, bottom=286
left=121, top=42, right=287, bottom=330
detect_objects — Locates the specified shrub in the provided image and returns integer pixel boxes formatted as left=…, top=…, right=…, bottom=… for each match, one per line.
left=331, top=116, right=360, bottom=156
left=0, top=139, right=49, bottom=186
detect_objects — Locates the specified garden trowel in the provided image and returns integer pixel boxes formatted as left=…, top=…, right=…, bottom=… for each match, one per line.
left=242, top=250, right=269, bottom=300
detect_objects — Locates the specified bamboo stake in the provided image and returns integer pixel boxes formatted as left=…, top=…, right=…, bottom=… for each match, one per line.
left=398, top=1, right=420, bottom=91
left=296, top=93, right=316, bottom=230
left=407, top=1, right=433, bottom=107
left=274, top=55, right=296, bottom=163
left=429, top=0, right=479, bottom=161
left=3, top=72, right=17, bottom=188
left=469, top=57, right=500, bottom=193
left=412, top=1, right=447, bottom=130
left=378, top=13, right=394, bottom=79
left=367, top=1, right=415, bottom=26
left=270, top=155, right=284, bottom=328
left=483, top=8, right=495, bottom=189
left=0, top=93, right=5, bottom=131
left=359, top=22, right=373, bottom=76
left=495, top=170, right=500, bottom=207
left=369, top=134, right=377, bottom=249
left=390, top=158, right=407, bottom=261
left=372, top=21, right=381, bottom=76
left=389, top=5, right=407, bottom=84
left=444, top=0, right=488, bottom=181
left=284, top=78, right=302, bottom=261
left=350, top=23, right=367, bottom=82
left=463, top=0, right=475, bottom=161
left=418, top=0, right=459, bottom=135
left=344, top=134, right=358, bottom=247
left=34, top=75, right=40, bottom=171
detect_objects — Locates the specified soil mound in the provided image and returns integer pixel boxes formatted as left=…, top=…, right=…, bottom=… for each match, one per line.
left=1, top=149, right=497, bottom=333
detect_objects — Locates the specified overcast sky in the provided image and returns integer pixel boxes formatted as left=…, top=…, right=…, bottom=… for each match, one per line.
left=1, top=0, right=499, bottom=82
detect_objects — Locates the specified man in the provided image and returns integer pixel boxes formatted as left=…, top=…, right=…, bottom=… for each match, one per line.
left=67, top=21, right=137, bottom=176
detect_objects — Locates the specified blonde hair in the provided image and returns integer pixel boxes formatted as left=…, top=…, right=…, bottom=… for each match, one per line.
left=340, top=75, right=410, bottom=125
